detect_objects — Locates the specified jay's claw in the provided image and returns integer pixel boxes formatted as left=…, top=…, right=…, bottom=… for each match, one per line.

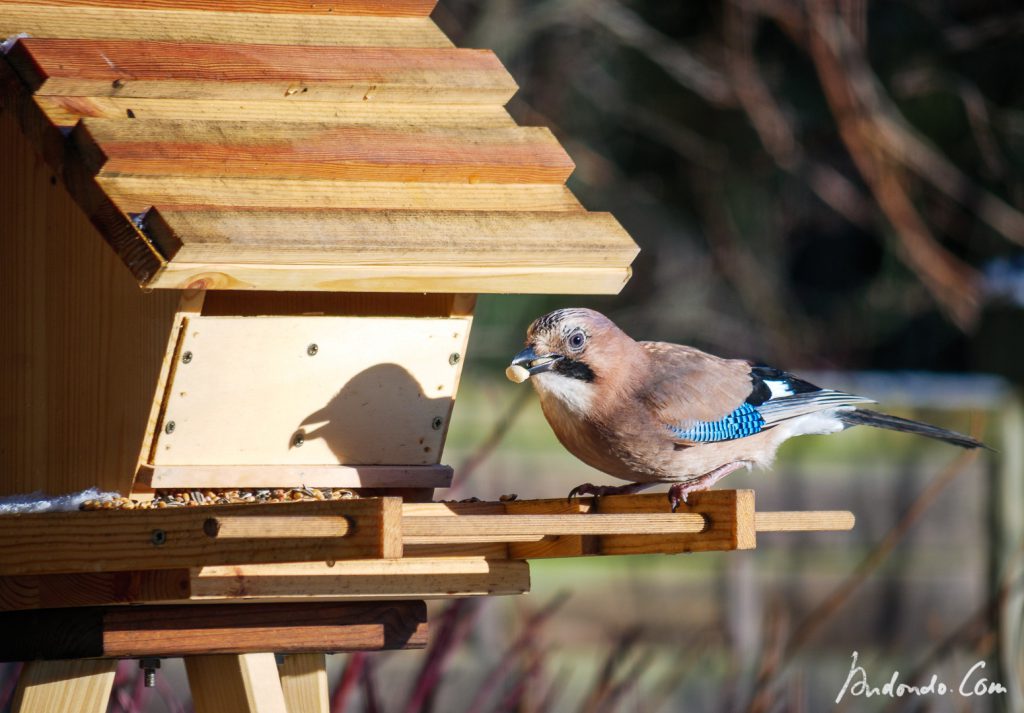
left=567, top=481, right=659, bottom=503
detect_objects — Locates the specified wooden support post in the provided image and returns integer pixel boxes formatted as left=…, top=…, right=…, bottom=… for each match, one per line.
left=186, top=653, right=287, bottom=713
left=278, top=653, right=330, bottom=713
left=11, top=659, right=117, bottom=713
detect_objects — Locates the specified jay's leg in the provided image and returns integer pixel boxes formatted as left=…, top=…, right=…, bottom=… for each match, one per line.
left=667, top=461, right=749, bottom=512
left=567, top=481, right=661, bottom=502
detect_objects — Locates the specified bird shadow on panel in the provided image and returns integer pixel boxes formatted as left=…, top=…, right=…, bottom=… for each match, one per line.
left=296, top=363, right=452, bottom=467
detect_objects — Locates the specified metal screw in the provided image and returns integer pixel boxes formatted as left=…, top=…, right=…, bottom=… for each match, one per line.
left=181, top=351, right=193, bottom=364
left=139, top=659, right=160, bottom=688
left=448, top=353, right=461, bottom=365
left=150, top=529, right=166, bottom=546
left=292, top=431, right=305, bottom=447
left=431, top=417, right=443, bottom=430
left=164, top=421, right=176, bottom=434
left=307, top=343, right=319, bottom=356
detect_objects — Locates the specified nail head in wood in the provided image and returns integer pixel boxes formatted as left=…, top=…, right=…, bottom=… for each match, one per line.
left=307, top=343, right=318, bottom=356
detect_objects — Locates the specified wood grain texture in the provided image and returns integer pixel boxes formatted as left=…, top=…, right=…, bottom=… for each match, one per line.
left=141, top=465, right=454, bottom=489
left=0, top=570, right=191, bottom=611
left=0, top=7, right=450, bottom=47
left=145, top=262, right=634, bottom=294
left=38, top=96, right=515, bottom=127
left=187, top=653, right=286, bottom=713
left=190, top=558, right=530, bottom=601
left=594, top=490, right=756, bottom=554
left=72, top=121, right=570, bottom=182
left=15, top=1, right=438, bottom=16
left=279, top=654, right=329, bottom=713
left=401, top=513, right=706, bottom=541
left=0, top=499, right=397, bottom=576
left=0, top=102, right=178, bottom=496
left=98, top=176, right=580, bottom=214
left=11, top=659, right=117, bottom=713
left=0, top=558, right=529, bottom=609
left=11, top=40, right=515, bottom=103
left=755, top=511, right=855, bottom=532
left=147, top=316, right=469, bottom=467
left=140, top=209, right=634, bottom=267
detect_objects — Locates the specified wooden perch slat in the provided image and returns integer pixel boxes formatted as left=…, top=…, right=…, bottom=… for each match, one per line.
left=72, top=120, right=569, bottom=183
left=0, top=499, right=400, bottom=576
left=98, top=176, right=580, bottom=214
left=0, top=559, right=529, bottom=610
left=140, top=464, right=454, bottom=490
left=17, top=0, right=439, bottom=16
left=10, top=40, right=515, bottom=103
left=190, top=559, right=530, bottom=601
left=402, top=513, right=706, bottom=542
left=140, top=209, right=634, bottom=268
left=755, top=511, right=855, bottom=531
left=0, top=601, right=429, bottom=660
left=0, top=7, right=450, bottom=47
left=37, top=96, right=516, bottom=127
left=145, top=262, right=633, bottom=294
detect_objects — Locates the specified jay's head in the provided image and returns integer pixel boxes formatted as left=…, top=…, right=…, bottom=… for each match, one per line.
left=509, top=309, right=639, bottom=410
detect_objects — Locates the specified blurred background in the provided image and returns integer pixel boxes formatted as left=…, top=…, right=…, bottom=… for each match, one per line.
left=2, top=0, right=1021, bottom=711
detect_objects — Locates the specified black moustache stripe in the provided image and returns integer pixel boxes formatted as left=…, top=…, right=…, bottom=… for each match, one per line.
left=553, top=358, right=595, bottom=382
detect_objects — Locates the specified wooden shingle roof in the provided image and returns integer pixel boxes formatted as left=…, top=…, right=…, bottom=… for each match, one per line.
left=0, top=1, right=638, bottom=293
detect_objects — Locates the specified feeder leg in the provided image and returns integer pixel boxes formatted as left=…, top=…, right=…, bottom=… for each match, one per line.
left=186, top=653, right=287, bottom=713
left=278, top=653, right=330, bottom=713
left=11, top=659, right=117, bottom=713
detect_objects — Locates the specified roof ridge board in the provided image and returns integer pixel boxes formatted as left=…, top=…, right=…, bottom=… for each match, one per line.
left=1, top=6, right=452, bottom=49
left=6, top=1, right=439, bottom=17
left=9, top=38, right=516, bottom=105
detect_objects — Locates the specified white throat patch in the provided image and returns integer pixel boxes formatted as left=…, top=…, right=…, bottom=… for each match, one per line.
left=532, top=372, right=596, bottom=415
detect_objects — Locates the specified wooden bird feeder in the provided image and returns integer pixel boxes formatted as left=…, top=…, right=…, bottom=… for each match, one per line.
left=0, top=2, right=854, bottom=710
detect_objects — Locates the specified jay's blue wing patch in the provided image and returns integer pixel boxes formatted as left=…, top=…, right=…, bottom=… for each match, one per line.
left=669, top=402, right=766, bottom=443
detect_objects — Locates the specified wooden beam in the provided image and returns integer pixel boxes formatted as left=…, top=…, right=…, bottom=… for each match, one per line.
left=145, top=261, right=633, bottom=294
left=0, top=601, right=429, bottom=660
left=278, top=654, right=330, bottom=713
left=402, top=513, right=706, bottom=542
left=754, top=511, right=855, bottom=531
left=11, top=659, right=117, bottom=713
left=10, top=40, right=516, bottom=104
left=97, top=176, right=581, bottom=214
left=0, top=6, right=451, bottom=47
left=38, top=97, right=516, bottom=127
left=15, top=1, right=439, bottom=16
left=0, top=498, right=401, bottom=576
left=139, top=465, right=454, bottom=490
left=72, top=121, right=570, bottom=183
left=187, top=654, right=287, bottom=713
left=139, top=209, right=633, bottom=268
left=0, top=557, right=530, bottom=610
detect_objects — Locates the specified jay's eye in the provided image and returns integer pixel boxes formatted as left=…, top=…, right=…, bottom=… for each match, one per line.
left=568, top=331, right=586, bottom=351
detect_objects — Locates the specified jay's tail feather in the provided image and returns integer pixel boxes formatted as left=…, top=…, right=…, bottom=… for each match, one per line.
left=837, top=409, right=988, bottom=450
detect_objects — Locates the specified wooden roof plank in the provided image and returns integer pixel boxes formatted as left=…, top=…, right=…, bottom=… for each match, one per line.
left=0, top=5, right=450, bottom=46
left=99, top=177, right=583, bottom=213
left=35, top=96, right=517, bottom=127
left=72, top=120, right=574, bottom=183
left=16, top=0, right=439, bottom=16
left=140, top=208, right=639, bottom=267
left=8, top=39, right=515, bottom=103
left=145, top=263, right=634, bottom=294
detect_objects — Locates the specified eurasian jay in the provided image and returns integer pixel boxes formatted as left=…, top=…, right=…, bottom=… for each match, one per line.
left=507, top=308, right=985, bottom=510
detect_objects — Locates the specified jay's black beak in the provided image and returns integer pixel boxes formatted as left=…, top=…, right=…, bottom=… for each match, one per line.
left=511, top=346, right=563, bottom=375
